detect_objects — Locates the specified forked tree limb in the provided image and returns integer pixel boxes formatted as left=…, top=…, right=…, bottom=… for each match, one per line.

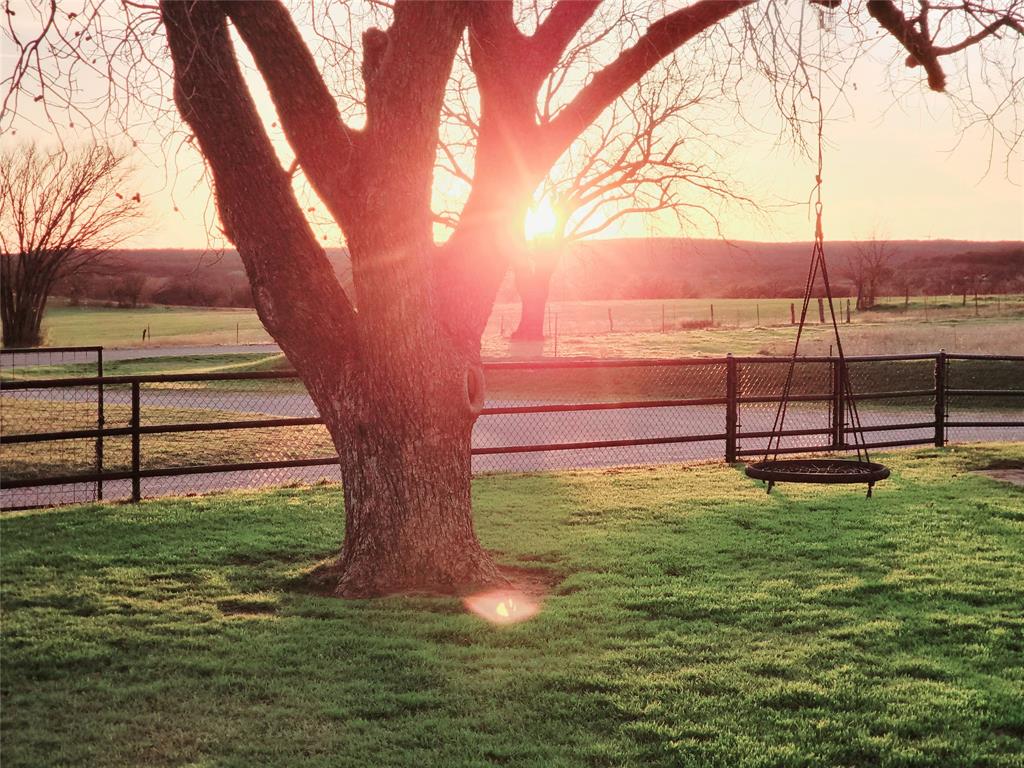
left=866, top=1, right=1021, bottom=92
left=866, top=0, right=948, bottom=91
left=162, top=0, right=358, bottom=396
left=224, top=1, right=362, bottom=231
left=527, top=1, right=602, bottom=86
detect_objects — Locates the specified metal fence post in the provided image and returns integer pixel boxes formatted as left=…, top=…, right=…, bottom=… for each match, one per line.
left=934, top=350, right=947, bottom=447
left=725, top=354, right=737, bottom=463
left=831, top=356, right=845, bottom=449
left=131, top=380, right=141, bottom=503
left=96, top=347, right=104, bottom=501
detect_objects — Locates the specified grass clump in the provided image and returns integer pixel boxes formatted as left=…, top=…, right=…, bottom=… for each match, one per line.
left=2, top=444, right=1023, bottom=767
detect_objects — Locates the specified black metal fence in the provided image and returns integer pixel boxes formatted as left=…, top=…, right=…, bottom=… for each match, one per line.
left=2, top=350, right=1022, bottom=510
left=1, top=346, right=105, bottom=507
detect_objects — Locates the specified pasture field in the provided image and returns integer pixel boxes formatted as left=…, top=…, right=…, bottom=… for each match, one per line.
left=2, top=444, right=1022, bottom=767
left=38, top=303, right=271, bottom=348
left=30, top=295, right=1024, bottom=358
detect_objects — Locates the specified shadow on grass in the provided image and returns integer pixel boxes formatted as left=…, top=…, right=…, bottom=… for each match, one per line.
left=2, top=445, right=1023, bottom=767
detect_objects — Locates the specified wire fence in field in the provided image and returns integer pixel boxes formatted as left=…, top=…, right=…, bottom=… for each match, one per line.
left=2, top=348, right=1022, bottom=510
left=486, top=295, right=1024, bottom=338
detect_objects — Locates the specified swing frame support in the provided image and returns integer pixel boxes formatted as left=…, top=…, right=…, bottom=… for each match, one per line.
left=743, top=2, right=889, bottom=497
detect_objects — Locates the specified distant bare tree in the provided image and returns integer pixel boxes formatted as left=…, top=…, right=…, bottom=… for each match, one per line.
left=0, top=143, right=139, bottom=347
left=62, top=271, right=93, bottom=307
left=510, top=75, right=749, bottom=339
left=843, top=236, right=897, bottom=310
left=115, top=272, right=148, bottom=308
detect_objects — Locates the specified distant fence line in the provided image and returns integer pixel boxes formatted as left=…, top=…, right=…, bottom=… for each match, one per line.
left=2, top=347, right=1022, bottom=510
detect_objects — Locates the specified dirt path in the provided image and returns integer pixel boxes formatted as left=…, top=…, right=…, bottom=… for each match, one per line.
left=974, top=469, right=1024, bottom=487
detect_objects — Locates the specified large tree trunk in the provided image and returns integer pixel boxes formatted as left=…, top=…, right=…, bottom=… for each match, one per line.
left=331, top=386, right=494, bottom=596
left=315, top=348, right=498, bottom=598
left=162, top=0, right=755, bottom=600
left=163, top=0, right=503, bottom=600
left=511, top=265, right=554, bottom=340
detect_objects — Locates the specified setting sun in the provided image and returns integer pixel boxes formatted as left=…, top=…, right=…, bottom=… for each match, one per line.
left=524, top=198, right=559, bottom=243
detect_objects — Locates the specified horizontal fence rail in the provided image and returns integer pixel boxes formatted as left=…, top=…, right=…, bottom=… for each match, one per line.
left=2, top=349, right=1023, bottom=509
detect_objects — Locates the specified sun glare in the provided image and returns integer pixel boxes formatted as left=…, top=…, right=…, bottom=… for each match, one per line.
left=463, top=589, right=540, bottom=625
left=524, top=198, right=558, bottom=243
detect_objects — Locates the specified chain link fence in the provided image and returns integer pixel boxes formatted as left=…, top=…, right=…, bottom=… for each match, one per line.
left=945, top=354, right=1024, bottom=443
left=475, top=360, right=728, bottom=472
left=1, top=347, right=105, bottom=507
left=3, top=349, right=1022, bottom=510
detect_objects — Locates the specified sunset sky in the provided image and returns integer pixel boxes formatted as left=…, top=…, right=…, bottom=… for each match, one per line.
left=2, top=2, right=1021, bottom=250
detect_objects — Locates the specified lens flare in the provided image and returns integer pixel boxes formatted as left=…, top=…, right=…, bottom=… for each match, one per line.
left=463, top=589, right=540, bottom=625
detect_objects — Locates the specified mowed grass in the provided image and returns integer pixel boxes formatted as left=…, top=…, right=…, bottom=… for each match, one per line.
left=39, top=303, right=274, bottom=348
left=3, top=444, right=1023, bottom=767
left=494, top=317, right=1024, bottom=359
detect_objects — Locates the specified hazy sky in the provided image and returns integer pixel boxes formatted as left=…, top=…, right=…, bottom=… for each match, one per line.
left=3, top=2, right=1021, bottom=249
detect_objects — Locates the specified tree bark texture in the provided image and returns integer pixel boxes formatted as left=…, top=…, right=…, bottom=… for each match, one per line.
left=331, top=360, right=493, bottom=596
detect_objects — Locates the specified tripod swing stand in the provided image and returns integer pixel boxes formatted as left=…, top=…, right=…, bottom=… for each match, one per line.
left=744, top=6, right=889, bottom=498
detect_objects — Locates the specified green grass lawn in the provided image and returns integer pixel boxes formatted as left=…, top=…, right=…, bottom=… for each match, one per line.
left=39, top=303, right=274, bottom=348
left=3, top=445, right=1023, bottom=767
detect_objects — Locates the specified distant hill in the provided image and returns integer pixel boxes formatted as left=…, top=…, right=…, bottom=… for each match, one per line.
left=59, top=239, right=1024, bottom=307
left=550, top=239, right=1024, bottom=300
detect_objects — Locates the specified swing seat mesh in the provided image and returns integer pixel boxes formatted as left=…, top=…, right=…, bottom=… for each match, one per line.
left=745, top=458, right=890, bottom=485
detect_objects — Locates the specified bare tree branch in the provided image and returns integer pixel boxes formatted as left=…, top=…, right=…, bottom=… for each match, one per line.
left=224, top=1, right=362, bottom=229
left=867, top=0, right=1023, bottom=93
left=538, top=0, right=753, bottom=169
left=527, top=0, right=602, bottom=82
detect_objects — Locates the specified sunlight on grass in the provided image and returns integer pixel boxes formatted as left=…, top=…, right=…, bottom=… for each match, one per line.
left=2, top=444, right=1022, bottom=767
left=464, top=590, right=540, bottom=625
left=36, top=296, right=1024, bottom=358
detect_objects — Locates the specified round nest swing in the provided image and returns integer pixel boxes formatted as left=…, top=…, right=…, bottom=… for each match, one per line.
left=743, top=6, right=887, bottom=498
left=745, top=458, right=890, bottom=486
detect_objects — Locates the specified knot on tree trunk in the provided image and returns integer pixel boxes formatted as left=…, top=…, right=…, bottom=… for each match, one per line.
left=362, top=28, right=389, bottom=83
left=463, top=362, right=486, bottom=417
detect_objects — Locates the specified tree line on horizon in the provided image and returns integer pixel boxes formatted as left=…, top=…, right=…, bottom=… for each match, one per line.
left=50, top=240, right=1024, bottom=312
